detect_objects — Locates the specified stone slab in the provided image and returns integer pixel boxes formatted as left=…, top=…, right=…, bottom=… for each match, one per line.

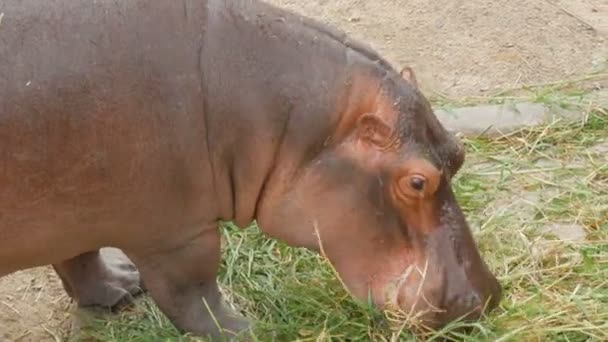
left=542, top=223, right=588, bottom=242
left=434, top=102, right=582, bottom=137
left=588, top=140, right=608, bottom=154
left=531, top=222, right=587, bottom=263
left=588, top=88, right=608, bottom=108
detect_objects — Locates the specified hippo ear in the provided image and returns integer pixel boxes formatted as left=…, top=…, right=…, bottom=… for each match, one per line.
left=400, top=66, right=418, bottom=88
left=356, top=113, right=393, bottom=147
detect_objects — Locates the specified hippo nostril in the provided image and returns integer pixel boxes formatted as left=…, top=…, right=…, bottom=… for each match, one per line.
left=444, top=291, right=485, bottom=322
left=469, top=292, right=482, bottom=308
left=457, top=292, right=481, bottom=316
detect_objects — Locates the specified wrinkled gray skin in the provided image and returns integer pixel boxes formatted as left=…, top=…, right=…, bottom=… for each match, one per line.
left=0, top=0, right=501, bottom=339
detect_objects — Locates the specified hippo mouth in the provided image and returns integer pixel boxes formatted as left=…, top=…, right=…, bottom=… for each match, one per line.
left=380, top=252, right=498, bottom=332
left=383, top=260, right=441, bottom=312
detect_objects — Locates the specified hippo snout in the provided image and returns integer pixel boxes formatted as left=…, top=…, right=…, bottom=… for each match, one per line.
left=389, top=258, right=502, bottom=330
left=437, top=269, right=502, bottom=326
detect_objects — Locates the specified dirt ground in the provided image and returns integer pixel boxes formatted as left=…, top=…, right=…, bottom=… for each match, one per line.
left=1, top=0, right=607, bottom=341
left=270, top=0, right=607, bottom=97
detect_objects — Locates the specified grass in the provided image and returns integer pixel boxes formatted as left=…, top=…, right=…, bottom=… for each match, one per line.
left=73, top=87, right=607, bottom=341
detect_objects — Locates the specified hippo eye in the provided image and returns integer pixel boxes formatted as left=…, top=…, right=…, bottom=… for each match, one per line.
left=409, top=175, right=426, bottom=192
left=396, top=174, right=430, bottom=201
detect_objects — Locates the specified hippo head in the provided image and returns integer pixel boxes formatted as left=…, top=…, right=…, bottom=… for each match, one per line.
left=257, top=67, right=501, bottom=330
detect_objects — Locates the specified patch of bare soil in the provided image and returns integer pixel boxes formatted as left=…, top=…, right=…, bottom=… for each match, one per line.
left=0, top=267, right=72, bottom=341
left=268, top=0, right=607, bottom=97
left=1, top=0, right=606, bottom=340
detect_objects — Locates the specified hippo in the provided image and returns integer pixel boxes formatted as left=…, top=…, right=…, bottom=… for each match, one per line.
left=0, top=0, right=501, bottom=339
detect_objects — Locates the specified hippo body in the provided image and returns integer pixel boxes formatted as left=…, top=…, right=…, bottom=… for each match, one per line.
left=0, top=0, right=500, bottom=338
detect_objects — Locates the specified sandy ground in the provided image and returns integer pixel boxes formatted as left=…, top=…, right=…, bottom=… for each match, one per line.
left=269, top=0, right=607, bottom=97
left=1, top=0, right=607, bottom=340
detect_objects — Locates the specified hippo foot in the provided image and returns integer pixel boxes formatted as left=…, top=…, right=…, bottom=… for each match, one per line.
left=53, top=247, right=145, bottom=310
left=128, top=227, right=251, bottom=339
left=219, top=302, right=250, bottom=335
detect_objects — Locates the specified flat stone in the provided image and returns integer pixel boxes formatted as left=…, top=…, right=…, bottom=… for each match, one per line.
left=541, top=223, right=587, bottom=242
left=434, top=102, right=582, bottom=137
left=588, top=89, right=608, bottom=107
left=588, top=140, right=608, bottom=155
left=533, top=157, right=563, bottom=168
left=531, top=223, right=587, bottom=264
left=490, top=191, right=543, bottom=221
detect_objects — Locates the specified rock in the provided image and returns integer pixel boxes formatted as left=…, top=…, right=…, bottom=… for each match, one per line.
left=587, top=140, right=608, bottom=155
left=531, top=223, right=587, bottom=264
left=490, top=191, right=543, bottom=221
left=541, top=223, right=587, bottom=242
left=591, top=88, right=608, bottom=102
left=434, top=102, right=582, bottom=137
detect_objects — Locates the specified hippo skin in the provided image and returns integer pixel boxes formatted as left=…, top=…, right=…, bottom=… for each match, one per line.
left=0, top=0, right=501, bottom=339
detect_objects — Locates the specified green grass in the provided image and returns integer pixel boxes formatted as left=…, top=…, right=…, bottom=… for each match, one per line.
left=73, top=91, right=607, bottom=341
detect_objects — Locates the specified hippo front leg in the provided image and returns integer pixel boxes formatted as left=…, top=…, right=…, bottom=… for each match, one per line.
left=126, top=227, right=249, bottom=339
left=53, top=248, right=145, bottom=309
